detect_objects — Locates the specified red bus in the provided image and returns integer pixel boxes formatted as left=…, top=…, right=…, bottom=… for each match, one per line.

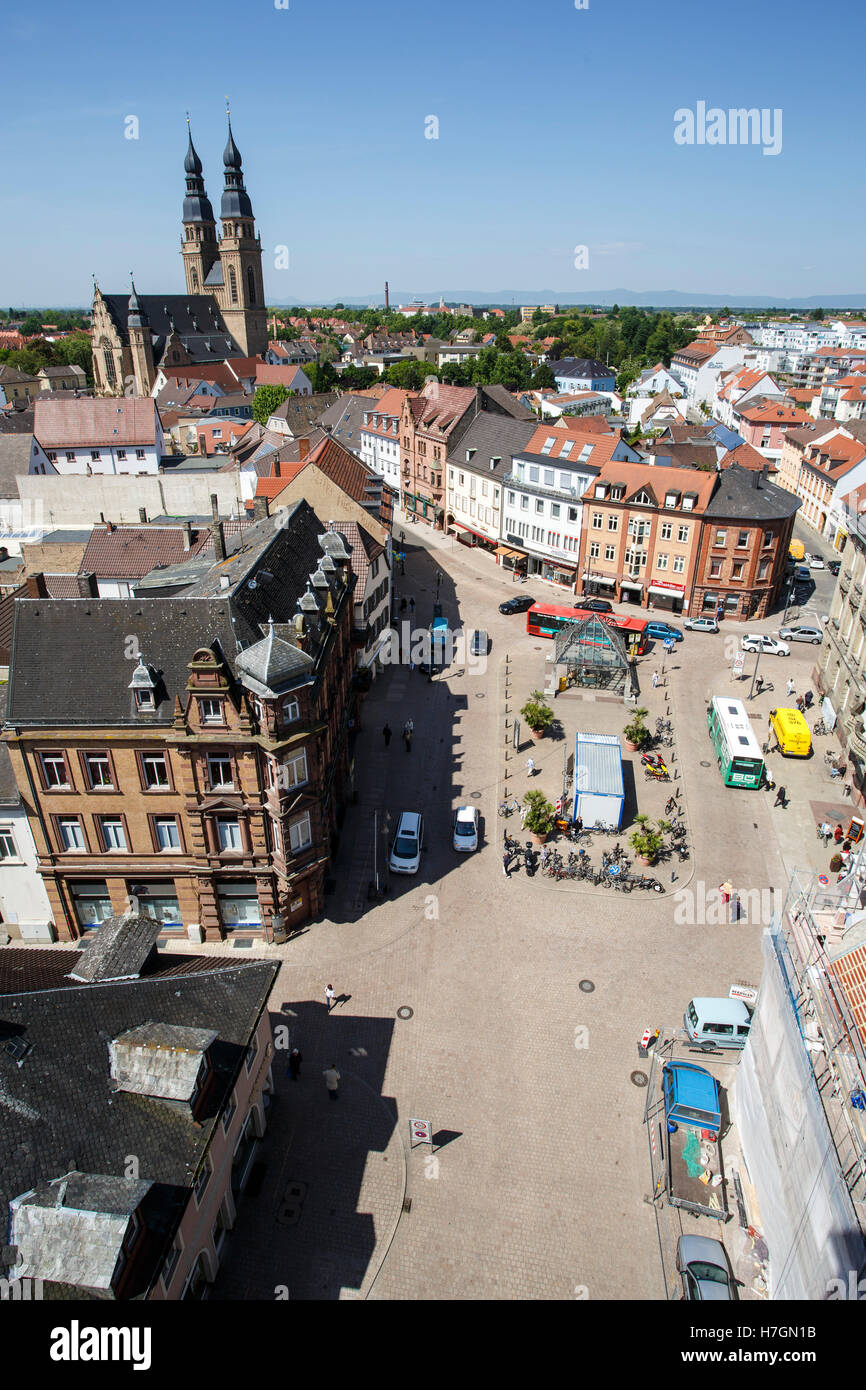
left=526, top=603, right=649, bottom=654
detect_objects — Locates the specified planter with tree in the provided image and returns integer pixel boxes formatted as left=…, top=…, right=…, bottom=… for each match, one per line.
left=521, top=690, right=555, bottom=741
left=629, top=814, right=665, bottom=866
left=623, top=707, right=650, bottom=752
left=523, top=791, right=556, bottom=845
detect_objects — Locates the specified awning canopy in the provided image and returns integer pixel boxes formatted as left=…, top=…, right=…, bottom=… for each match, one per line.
left=582, top=572, right=617, bottom=585
left=621, top=579, right=643, bottom=589
left=648, top=583, right=684, bottom=597
left=497, top=546, right=523, bottom=559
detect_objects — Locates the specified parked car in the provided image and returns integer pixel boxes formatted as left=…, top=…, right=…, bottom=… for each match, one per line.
left=809, top=555, right=826, bottom=570
left=676, top=1235, right=738, bottom=1302
left=470, top=629, right=488, bottom=657
left=499, top=595, right=536, bottom=615
left=576, top=597, right=613, bottom=613
left=793, top=565, right=811, bottom=584
left=828, top=558, right=841, bottom=576
left=778, top=624, right=823, bottom=645
left=741, top=633, right=790, bottom=656
left=645, top=621, right=684, bottom=643
left=452, top=805, right=479, bottom=853
left=683, top=616, right=719, bottom=633
left=389, top=811, right=424, bottom=875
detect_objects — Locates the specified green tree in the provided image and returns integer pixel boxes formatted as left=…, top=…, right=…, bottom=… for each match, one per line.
left=531, top=364, right=556, bottom=389
left=305, top=361, right=338, bottom=393
left=251, top=383, right=289, bottom=424
left=21, top=313, right=43, bottom=335
left=810, top=307, right=825, bottom=320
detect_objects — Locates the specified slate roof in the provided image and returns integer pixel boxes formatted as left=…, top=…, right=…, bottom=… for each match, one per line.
left=258, top=392, right=338, bottom=440
left=703, top=463, right=801, bottom=521
left=5, top=599, right=238, bottom=726
left=66, top=907, right=164, bottom=984
left=0, top=685, right=18, bottom=803
left=235, top=618, right=315, bottom=696
left=331, top=520, right=385, bottom=595
left=101, top=294, right=242, bottom=363
left=552, top=358, right=616, bottom=379
left=449, top=413, right=536, bottom=479
left=77, top=526, right=212, bottom=579
left=10, top=1173, right=155, bottom=1290
left=0, top=957, right=278, bottom=1297
left=0, top=432, right=39, bottom=496
left=317, top=393, right=370, bottom=455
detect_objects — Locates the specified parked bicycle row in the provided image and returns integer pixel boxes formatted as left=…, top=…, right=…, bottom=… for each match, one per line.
left=502, top=833, right=668, bottom=891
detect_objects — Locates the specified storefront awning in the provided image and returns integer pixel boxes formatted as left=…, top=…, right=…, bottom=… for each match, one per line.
left=648, top=584, right=684, bottom=597
left=497, top=546, right=523, bottom=559
left=621, top=579, right=643, bottom=589
left=582, top=572, right=617, bottom=585
left=456, top=522, right=494, bottom=544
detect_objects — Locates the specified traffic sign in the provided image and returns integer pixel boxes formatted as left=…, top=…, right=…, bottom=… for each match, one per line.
left=409, top=1118, right=433, bottom=1148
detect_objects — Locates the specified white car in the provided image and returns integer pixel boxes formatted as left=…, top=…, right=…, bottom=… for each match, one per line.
left=389, top=811, right=424, bottom=875
left=683, top=616, right=719, bottom=633
left=452, top=805, right=479, bottom=852
left=809, top=555, right=825, bottom=570
left=741, top=634, right=790, bottom=657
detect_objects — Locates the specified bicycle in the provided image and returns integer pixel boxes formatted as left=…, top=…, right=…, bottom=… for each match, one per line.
left=498, top=798, right=520, bottom=817
left=813, top=720, right=828, bottom=736
left=664, top=794, right=680, bottom=816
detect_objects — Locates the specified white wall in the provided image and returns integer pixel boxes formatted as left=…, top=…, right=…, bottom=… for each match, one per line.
left=16, top=470, right=247, bottom=527
left=0, top=807, right=55, bottom=940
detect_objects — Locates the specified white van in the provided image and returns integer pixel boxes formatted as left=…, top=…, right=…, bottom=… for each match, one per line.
left=684, top=997, right=753, bottom=1050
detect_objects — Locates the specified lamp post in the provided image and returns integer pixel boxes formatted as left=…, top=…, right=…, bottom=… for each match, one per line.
left=748, top=645, right=763, bottom=701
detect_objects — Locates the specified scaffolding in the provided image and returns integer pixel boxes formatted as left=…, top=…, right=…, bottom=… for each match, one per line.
left=553, top=616, right=630, bottom=694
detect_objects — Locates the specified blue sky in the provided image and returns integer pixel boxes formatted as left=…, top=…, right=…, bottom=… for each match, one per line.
left=4, top=0, right=864, bottom=306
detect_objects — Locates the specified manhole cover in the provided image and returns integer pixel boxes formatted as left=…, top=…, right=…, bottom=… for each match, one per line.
left=579, top=979, right=595, bottom=993
left=700, top=760, right=711, bottom=767
left=630, top=1070, right=649, bottom=1088
left=534, top=646, right=543, bottom=650
left=475, top=692, right=485, bottom=699
left=471, top=791, right=482, bottom=799
left=396, top=1006, right=414, bottom=1020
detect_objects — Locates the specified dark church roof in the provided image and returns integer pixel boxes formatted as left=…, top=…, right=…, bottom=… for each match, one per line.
left=101, top=294, right=242, bottom=363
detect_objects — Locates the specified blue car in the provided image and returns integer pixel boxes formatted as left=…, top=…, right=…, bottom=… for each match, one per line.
left=646, top=621, right=684, bottom=643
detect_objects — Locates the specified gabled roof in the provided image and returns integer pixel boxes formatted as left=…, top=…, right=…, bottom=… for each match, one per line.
left=704, top=463, right=801, bottom=521
left=552, top=358, right=615, bottom=378
left=100, top=293, right=242, bottom=362
left=67, top=907, right=163, bottom=983
left=78, top=525, right=212, bottom=579
left=735, top=400, right=813, bottom=425
left=34, top=397, right=161, bottom=448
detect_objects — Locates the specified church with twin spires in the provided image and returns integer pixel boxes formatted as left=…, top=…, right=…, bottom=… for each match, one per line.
left=91, top=115, right=268, bottom=398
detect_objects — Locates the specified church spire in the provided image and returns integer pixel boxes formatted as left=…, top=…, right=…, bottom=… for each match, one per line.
left=221, top=103, right=253, bottom=220
left=127, top=275, right=147, bottom=328
left=182, top=116, right=215, bottom=225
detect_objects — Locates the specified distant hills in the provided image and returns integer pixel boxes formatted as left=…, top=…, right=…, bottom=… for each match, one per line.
left=282, top=289, right=866, bottom=311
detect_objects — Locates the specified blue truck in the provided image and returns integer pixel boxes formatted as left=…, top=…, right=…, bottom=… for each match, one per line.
left=662, top=1061, right=729, bottom=1221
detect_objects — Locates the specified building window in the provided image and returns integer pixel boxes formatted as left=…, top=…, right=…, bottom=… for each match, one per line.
left=207, top=754, right=234, bottom=790
left=83, top=752, right=114, bottom=789
left=607, top=515, right=618, bottom=531
left=222, top=1092, right=237, bottom=1133
left=39, top=752, right=71, bottom=789
left=758, top=560, right=770, bottom=581
left=592, top=512, right=603, bottom=529
left=714, top=529, right=727, bottom=547
left=288, top=813, right=312, bottom=854
left=217, top=817, right=243, bottom=852
left=0, top=827, right=19, bottom=861
left=193, top=1160, right=211, bottom=1206
left=737, top=531, right=749, bottom=548
left=91, top=451, right=101, bottom=462
left=155, top=818, right=181, bottom=851
left=98, top=817, right=127, bottom=852
left=677, top=526, right=690, bottom=544
left=707, top=559, right=721, bottom=579
left=161, top=1239, right=182, bottom=1291
left=229, top=266, right=238, bottom=304
left=672, top=555, right=685, bottom=574
left=247, top=265, right=256, bottom=304
left=70, top=880, right=113, bottom=929
left=520, top=496, right=529, bottom=511
left=140, top=753, right=170, bottom=789
left=589, top=542, right=600, bottom=559
left=58, top=817, right=86, bottom=853
left=275, top=750, right=308, bottom=792
left=245, top=1033, right=259, bottom=1073
left=657, top=553, right=668, bottom=570
left=217, top=882, right=261, bottom=928
left=535, top=499, right=544, bottom=515
left=199, top=698, right=223, bottom=725
left=604, top=545, right=616, bottom=562
left=281, top=697, right=300, bottom=724
left=731, top=561, right=745, bottom=580
left=763, top=530, right=773, bottom=548
left=660, top=522, right=672, bottom=541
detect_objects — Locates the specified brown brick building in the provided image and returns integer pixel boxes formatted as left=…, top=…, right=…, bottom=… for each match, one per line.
left=2, top=501, right=355, bottom=942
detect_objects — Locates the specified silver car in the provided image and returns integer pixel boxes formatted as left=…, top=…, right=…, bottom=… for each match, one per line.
left=778, top=625, right=823, bottom=645
left=676, top=1234, right=738, bottom=1301
left=683, top=616, right=719, bottom=633
left=452, top=805, right=479, bottom=852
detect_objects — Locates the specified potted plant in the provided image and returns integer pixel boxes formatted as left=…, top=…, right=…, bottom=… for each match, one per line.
left=521, top=690, right=555, bottom=740
left=623, top=707, right=650, bottom=752
left=523, top=790, right=556, bottom=844
left=629, top=814, right=665, bottom=866
left=830, top=853, right=843, bottom=875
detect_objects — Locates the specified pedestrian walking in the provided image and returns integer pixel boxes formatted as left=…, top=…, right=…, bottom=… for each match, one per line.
left=288, top=1048, right=303, bottom=1081
left=764, top=767, right=776, bottom=790
left=820, top=820, right=832, bottom=846
left=526, top=757, right=536, bottom=777
left=409, top=658, right=415, bottom=673
left=796, top=695, right=805, bottom=713
left=719, top=881, right=733, bottom=906
left=503, top=850, right=513, bottom=877
left=843, top=838, right=853, bottom=853
left=403, top=731, right=412, bottom=752
left=835, top=824, right=844, bottom=843
left=323, top=1063, right=340, bottom=1100
left=409, top=596, right=415, bottom=614
left=804, top=690, right=814, bottom=709
left=786, top=678, right=796, bottom=698
left=382, top=724, right=392, bottom=747
left=575, top=816, right=583, bottom=835
left=774, top=785, right=787, bottom=808
left=325, top=983, right=335, bottom=1012
left=844, top=781, right=853, bottom=798
left=652, top=670, right=660, bottom=689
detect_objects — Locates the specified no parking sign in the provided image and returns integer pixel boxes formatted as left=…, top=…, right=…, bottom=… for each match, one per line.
left=409, top=1118, right=433, bottom=1148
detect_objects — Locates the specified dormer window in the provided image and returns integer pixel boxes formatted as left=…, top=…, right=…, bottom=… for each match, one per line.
left=594, top=484, right=607, bottom=499
left=129, top=655, right=157, bottom=712
left=682, top=494, right=696, bottom=511
left=632, top=490, right=653, bottom=506
left=199, top=698, right=223, bottom=725
left=609, top=485, right=624, bottom=501
left=664, top=492, right=680, bottom=508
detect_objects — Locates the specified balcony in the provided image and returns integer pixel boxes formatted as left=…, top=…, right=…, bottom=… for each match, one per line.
left=839, top=572, right=850, bottom=594
left=853, top=582, right=864, bottom=603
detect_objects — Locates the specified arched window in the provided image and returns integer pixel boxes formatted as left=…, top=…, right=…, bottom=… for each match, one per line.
left=191, top=268, right=199, bottom=290
left=229, top=266, right=238, bottom=304
left=103, top=349, right=116, bottom=388
left=247, top=266, right=256, bottom=305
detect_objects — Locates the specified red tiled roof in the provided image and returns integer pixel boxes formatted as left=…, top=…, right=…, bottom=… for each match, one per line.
left=736, top=401, right=813, bottom=425
left=255, top=363, right=312, bottom=388
left=719, top=442, right=773, bottom=472
left=34, top=396, right=160, bottom=447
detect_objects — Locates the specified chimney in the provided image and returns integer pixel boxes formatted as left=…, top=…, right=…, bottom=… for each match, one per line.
left=252, top=495, right=269, bottom=522
left=24, top=572, right=48, bottom=598
left=385, top=280, right=390, bottom=311
left=138, top=506, right=147, bottom=523
left=298, top=437, right=310, bottom=461
left=183, top=522, right=193, bottom=551
left=99, top=512, right=106, bottom=524
left=220, top=574, right=231, bottom=591
left=76, top=572, right=98, bottom=597
left=210, top=492, right=220, bottom=524
left=273, top=458, right=281, bottom=478
left=475, top=384, right=484, bottom=416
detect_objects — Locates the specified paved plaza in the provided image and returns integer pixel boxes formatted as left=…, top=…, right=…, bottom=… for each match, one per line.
left=213, top=517, right=839, bottom=1301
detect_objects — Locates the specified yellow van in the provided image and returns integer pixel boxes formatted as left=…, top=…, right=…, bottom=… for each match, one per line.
left=788, top=539, right=805, bottom=561
left=769, top=706, right=811, bottom=757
